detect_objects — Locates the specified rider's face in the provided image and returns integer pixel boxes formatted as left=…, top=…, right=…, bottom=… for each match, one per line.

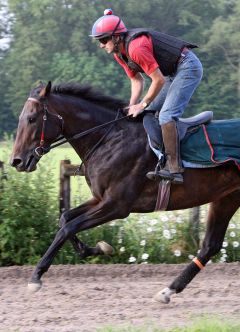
left=99, top=38, right=115, bottom=54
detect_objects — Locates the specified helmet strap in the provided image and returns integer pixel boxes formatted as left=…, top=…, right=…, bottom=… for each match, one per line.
left=112, top=35, right=122, bottom=53
left=111, top=17, right=121, bottom=36
left=111, top=17, right=122, bottom=52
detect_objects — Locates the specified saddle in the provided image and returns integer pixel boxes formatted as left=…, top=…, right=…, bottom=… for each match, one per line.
left=144, top=111, right=240, bottom=170
left=143, top=111, right=213, bottom=151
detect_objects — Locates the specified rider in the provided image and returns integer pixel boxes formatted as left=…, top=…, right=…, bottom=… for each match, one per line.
left=90, top=9, right=203, bottom=184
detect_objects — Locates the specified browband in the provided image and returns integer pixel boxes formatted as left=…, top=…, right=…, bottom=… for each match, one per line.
left=28, top=97, right=40, bottom=103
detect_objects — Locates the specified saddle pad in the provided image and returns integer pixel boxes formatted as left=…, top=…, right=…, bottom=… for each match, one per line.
left=181, top=119, right=240, bottom=168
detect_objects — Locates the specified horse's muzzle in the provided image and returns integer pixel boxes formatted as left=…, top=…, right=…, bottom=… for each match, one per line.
left=10, top=153, right=38, bottom=172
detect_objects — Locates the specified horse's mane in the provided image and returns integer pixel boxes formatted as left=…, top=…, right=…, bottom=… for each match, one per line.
left=52, top=82, right=127, bottom=110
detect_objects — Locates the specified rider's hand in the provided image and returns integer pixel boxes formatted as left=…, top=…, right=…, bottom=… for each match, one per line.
left=127, top=103, right=144, bottom=118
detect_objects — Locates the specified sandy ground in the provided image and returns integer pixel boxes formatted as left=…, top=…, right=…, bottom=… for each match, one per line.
left=0, top=263, right=239, bottom=332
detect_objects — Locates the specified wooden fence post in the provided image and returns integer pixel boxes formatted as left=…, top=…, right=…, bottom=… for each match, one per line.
left=0, top=161, right=7, bottom=191
left=59, top=160, right=85, bottom=215
left=59, top=160, right=71, bottom=214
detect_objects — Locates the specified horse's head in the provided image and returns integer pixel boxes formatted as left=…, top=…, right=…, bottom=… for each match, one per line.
left=11, top=81, right=64, bottom=172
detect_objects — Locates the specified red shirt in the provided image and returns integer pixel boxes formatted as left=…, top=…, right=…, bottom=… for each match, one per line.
left=114, top=35, right=159, bottom=78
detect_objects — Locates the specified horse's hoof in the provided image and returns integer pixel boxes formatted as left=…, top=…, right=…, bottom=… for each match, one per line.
left=154, top=287, right=175, bottom=304
left=96, top=241, right=114, bottom=256
left=28, top=281, right=42, bottom=293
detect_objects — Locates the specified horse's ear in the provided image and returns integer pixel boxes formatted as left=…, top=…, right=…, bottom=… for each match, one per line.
left=39, top=81, right=52, bottom=97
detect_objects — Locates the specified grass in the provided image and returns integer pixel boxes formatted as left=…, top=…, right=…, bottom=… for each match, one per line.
left=97, top=317, right=240, bottom=332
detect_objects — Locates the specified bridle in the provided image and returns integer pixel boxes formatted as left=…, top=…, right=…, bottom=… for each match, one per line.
left=28, top=97, right=64, bottom=159
left=27, top=97, right=131, bottom=163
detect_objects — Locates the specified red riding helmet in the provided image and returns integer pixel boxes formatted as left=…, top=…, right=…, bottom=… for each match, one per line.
left=90, top=9, right=127, bottom=39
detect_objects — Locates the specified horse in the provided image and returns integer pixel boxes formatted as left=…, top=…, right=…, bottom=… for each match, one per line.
left=10, top=81, right=240, bottom=303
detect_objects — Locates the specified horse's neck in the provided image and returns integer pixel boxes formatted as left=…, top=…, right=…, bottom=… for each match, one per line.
left=50, top=95, right=118, bottom=159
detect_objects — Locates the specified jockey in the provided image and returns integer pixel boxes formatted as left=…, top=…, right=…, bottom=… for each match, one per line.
left=90, top=9, right=203, bottom=184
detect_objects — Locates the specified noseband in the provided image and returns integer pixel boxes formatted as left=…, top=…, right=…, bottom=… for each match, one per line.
left=27, top=97, right=64, bottom=158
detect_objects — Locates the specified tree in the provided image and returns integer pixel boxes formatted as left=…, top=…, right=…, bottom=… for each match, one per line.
left=0, top=0, right=239, bottom=136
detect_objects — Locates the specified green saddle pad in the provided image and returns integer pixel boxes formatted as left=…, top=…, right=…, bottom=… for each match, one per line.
left=181, top=119, right=240, bottom=167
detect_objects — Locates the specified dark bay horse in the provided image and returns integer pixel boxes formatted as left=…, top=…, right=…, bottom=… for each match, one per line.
left=11, top=81, right=240, bottom=303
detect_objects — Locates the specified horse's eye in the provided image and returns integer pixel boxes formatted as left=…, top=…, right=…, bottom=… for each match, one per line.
left=28, top=117, right=36, bottom=124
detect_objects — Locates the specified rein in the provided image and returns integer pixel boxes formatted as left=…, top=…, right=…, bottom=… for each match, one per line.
left=27, top=97, right=131, bottom=161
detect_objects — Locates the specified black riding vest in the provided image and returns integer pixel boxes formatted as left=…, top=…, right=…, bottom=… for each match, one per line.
left=123, top=28, right=198, bottom=76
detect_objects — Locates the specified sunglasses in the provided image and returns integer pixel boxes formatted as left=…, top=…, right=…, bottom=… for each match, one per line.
left=98, top=36, right=112, bottom=45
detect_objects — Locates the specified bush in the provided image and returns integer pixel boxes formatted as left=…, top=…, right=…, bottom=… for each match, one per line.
left=0, top=154, right=58, bottom=266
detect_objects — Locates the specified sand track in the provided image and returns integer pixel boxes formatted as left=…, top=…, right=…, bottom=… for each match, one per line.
left=0, top=263, right=239, bottom=331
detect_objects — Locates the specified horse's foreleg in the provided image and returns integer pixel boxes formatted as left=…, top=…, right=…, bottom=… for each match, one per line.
left=155, top=191, right=240, bottom=303
left=28, top=200, right=129, bottom=292
left=60, top=198, right=113, bottom=258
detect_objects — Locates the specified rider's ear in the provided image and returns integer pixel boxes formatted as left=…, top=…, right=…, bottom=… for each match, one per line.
left=39, top=81, right=51, bottom=97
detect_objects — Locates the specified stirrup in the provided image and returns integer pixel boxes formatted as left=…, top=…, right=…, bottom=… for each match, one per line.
left=158, top=169, right=184, bottom=184
left=147, top=168, right=183, bottom=184
left=146, top=161, right=163, bottom=180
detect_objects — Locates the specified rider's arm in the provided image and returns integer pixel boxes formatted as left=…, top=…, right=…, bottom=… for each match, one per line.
left=142, top=68, right=165, bottom=105
left=129, top=72, right=144, bottom=106
left=128, top=68, right=165, bottom=117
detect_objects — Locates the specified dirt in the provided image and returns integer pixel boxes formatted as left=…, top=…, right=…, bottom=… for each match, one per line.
left=0, top=263, right=239, bottom=332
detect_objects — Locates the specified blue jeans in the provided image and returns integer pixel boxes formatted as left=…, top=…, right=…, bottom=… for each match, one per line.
left=147, top=51, right=203, bottom=125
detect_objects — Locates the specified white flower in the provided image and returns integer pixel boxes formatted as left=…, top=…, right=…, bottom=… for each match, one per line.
left=129, top=256, right=136, bottom=263
left=140, top=239, right=146, bottom=246
left=232, top=241, right=239, bottom=248
left=220, top=256, right=226, bottom=262
left=161, top=215, right=169, bottom=222
left=163, top=229, right=171, bottom=239
left=188, top=254, right=194, bottom=260
left=176, top=216, right=183, bottom=224
left=141, top=253, right=149, bottom=260
left=222, top=241, right=228, bottom=248
left=174, top=249, right=181, bottom=257
left=149, top=219, right=158, bottom=226
left=221, top=248, right=226, bottom=254
left=118, top=238, right=123, bottom=244
left=119, top=247, right=125, bottom=253
left=170, top=228, right=177, bottom=234
left=147, top=227, right=153, bottom=233
left=229, top=223, right=236, bottom=229
left=230, top=231, right=236, bottom=237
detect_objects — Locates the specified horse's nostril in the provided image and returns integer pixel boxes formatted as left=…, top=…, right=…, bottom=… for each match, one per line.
left=11, top=158, right=23, bottom=167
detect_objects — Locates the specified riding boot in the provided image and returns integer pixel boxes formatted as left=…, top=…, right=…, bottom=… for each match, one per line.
left=146, top=121, right=184, bottom=184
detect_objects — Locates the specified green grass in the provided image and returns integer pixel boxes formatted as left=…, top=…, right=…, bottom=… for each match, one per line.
left=97, top=317, right=240, bottom=332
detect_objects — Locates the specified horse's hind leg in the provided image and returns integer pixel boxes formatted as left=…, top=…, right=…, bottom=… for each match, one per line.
left=155, top=190, right=240, bottom=303
left=59, top=198, right=113, bottom=258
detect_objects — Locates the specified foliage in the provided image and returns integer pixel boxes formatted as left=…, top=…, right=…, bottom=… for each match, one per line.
left=0, top=146, right=58, bottom=265
left=0, top=0, right=240, bottom=137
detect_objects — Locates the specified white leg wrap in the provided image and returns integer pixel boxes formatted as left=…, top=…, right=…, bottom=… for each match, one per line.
left=154, top=287, right=176, bottom=304
left=28, top=281, right=42, bottom=293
